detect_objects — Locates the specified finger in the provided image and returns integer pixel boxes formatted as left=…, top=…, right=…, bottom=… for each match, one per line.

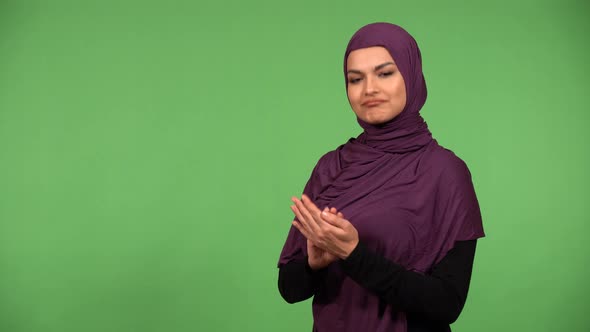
left=293, top=197, right=314, bottom=225
left=301, top=194, right=325, bottom=226
left=320, top=209, right=346, bottom=228
left=327, top=206, right=344, bottom=218
left=292, top=220, right=312, bottom=240
left=290, top=204, right=306, bottom=227
left=293, top=197, right=320, bottom=233
left=301, top=194, right=321, bottom=214
left=289, top=204, right=304, bottom=220
left=291, top=201, right=315, bottom=236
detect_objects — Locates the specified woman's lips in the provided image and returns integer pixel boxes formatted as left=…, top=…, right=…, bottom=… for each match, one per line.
left=363, top=100, right=386, bottom=107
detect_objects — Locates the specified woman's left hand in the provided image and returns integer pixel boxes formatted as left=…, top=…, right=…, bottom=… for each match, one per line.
left=290, top=195, right=359, bottom=259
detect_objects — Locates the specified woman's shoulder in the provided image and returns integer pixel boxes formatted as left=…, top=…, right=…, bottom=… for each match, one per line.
left=426, top=142, right=474, bottom=184
left=312, top=142, right=347, bottom=174
left=316, top=148, right=340, bottom=166
left=314, top=137, right=359, bottom=167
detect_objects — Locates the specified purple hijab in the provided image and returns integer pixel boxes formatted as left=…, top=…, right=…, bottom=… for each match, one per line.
left=278, top=22, right=485, bottom=332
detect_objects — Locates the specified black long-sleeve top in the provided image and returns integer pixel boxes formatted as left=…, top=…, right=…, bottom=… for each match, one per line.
left=278, top=240, right=477, bottom=332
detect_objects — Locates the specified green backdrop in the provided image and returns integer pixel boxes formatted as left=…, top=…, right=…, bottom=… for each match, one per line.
left=1, top=0, right=588, bottom=331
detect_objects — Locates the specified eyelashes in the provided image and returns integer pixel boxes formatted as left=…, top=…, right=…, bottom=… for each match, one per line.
left=347, top=71, right=395, bottom=84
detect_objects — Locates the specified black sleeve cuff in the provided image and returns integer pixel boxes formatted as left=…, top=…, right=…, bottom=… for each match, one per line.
left=341, top=240, right=368, bottom=271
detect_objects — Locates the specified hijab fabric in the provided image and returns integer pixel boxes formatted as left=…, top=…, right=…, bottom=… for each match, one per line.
left=278, top=22, right=485, bottom=332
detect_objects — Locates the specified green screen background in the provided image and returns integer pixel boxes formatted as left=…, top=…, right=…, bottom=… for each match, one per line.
left=1, top=0, right=588, bottom=331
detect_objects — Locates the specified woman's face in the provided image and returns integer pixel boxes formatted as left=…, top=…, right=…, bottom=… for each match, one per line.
left=346, top=46, right=407, bottom=125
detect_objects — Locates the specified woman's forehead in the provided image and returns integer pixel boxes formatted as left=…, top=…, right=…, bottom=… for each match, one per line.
left=346, top=47, right=397, bottom=70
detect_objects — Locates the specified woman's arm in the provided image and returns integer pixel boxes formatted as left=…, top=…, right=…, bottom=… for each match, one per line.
left=277, top=257, right=325, bottom=303
left=340, top=240, right=477, bottom=324
left=283, top=196, right=479, bottom=322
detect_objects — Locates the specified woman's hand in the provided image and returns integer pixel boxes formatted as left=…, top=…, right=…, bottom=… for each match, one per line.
left=304, top=208, right=341, bottom=270
left=306, top=239, right=336, bottom=270
left=290, top=195, right=359, bottom=260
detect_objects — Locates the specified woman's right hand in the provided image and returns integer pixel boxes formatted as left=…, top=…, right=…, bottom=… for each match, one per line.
left=306, top=207, right=343, bottom=270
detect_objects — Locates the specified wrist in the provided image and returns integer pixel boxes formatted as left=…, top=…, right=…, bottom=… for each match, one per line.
left=341, top=239, right=360, bottom=260
left=306, top=257, right=321, bottom=271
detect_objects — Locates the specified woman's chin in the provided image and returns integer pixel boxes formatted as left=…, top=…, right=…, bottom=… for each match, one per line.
left=362, top=115, right=393, bottom=126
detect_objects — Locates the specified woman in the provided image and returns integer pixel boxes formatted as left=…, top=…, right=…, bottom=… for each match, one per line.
left=277, top=22, right=485, bottom=332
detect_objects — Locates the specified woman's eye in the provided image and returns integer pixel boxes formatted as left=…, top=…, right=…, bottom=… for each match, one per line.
left=379, top=71, right=394, bottom=77
left=348, top=78, right=361, bottom=84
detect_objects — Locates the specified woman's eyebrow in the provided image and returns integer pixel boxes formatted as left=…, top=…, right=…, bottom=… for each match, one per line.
left=347, top=62, right=396, bottom=74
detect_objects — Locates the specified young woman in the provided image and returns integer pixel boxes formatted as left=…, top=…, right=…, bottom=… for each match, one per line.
left=277, top=22, right=485, bottom=332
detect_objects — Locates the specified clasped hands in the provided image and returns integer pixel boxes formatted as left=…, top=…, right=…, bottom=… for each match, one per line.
left=290, top=194, right=359, bottom=270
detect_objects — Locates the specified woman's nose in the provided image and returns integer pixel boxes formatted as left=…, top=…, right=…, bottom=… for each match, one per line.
left=364, top=76, right=379, bottom=95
